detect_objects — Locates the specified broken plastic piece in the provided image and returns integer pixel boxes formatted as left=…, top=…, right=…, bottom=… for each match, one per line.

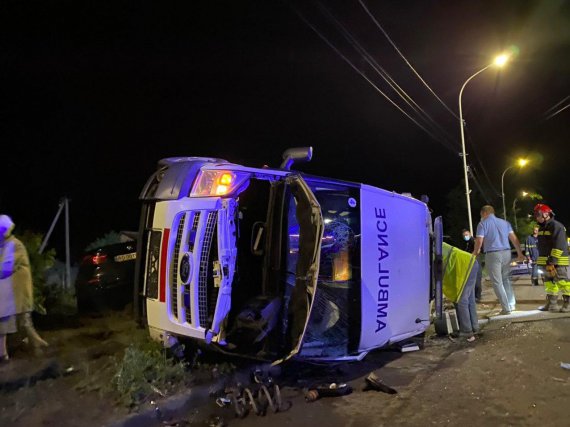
left=561, top=362, right=570, bottom=370
left=216, top=397, right=231, bottom=407
left=399, top=343, right=420, bottom=352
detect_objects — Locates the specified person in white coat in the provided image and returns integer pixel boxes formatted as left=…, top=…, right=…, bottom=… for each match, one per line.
left=0, top=215, right=18, bottom=362
left=0, top=215, right=48, bottom=362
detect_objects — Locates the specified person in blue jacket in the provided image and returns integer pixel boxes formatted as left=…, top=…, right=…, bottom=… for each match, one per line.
left=525, top=226, right=540, bottom=287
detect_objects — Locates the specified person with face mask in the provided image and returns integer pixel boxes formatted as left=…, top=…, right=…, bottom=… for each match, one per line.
left=462, top=229, right=475, bottom=252
left=462, top=229, right=482, bottom=302
left=533, top=204, right=570, bottom=312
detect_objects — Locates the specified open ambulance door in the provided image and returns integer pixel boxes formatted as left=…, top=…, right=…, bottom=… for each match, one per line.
left=272, top=174, right=324, bottom=364
left=432, top=216, right=444, bottom=321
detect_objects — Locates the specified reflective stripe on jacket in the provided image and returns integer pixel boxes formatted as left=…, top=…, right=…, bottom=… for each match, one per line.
left=537, top=219, right=569, bottom=266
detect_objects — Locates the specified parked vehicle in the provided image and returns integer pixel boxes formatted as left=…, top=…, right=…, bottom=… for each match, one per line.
left=510, top=259, right=531, bottom=276
left=135, top=149, right=442, bottom=363
left=76, top=239, right=137, bottom=311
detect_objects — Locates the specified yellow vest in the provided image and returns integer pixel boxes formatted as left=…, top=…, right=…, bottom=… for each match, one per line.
left=442, top=243, right=477, bottom=303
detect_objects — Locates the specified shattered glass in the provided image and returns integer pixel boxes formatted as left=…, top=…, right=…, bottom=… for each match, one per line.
left=299, top=181, right=361, bottom=358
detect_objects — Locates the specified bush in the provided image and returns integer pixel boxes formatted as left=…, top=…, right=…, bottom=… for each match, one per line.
left=15, top=230, right=56, bottom=315
left=112, top=340, right=189, bottom=407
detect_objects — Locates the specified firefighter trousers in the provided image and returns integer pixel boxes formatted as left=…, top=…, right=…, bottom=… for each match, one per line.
left=544, top=265, right=570, bottom=296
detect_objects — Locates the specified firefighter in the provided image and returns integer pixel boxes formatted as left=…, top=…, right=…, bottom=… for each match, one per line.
left=534, top=204, right=570, bottom=312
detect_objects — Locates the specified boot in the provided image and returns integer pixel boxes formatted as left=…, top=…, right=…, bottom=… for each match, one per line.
left=560, top=295, right=570, bottom=313
left=532, top=278, right=540, bottom=287
left=538, top=295, right=559, bottom=312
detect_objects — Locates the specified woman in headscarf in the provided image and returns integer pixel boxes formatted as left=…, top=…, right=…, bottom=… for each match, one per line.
left=0, top=215, right=47, bottom=362
left=0, top=215, right=18, bottom=361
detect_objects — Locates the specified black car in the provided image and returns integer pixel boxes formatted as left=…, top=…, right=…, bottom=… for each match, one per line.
left=75, top=240, right=137, bottom=311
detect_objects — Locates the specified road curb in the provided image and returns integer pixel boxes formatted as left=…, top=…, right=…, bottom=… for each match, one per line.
left=479, top=299, right=546, bottom=305
left=483, top=310, right=570, bottom=323
left=0, top=359, right=61, bottom=393
left=105, top=380, right=224, bottom=427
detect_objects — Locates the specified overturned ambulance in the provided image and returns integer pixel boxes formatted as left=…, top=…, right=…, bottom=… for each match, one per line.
left=135, top=148, right=442, bottom=363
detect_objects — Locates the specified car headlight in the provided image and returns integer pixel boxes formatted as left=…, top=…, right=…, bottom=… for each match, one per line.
left=190, top=170, right=250, bottom=197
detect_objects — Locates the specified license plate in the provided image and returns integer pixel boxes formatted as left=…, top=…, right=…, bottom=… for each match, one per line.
left=114, top=252, right=137, bottom=262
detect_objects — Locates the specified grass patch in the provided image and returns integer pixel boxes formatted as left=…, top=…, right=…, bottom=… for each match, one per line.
left=112, top=340, right=190, bottom=407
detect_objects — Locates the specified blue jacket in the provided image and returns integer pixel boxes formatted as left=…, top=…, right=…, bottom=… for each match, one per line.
left=525, top=235, right=539, bottom=261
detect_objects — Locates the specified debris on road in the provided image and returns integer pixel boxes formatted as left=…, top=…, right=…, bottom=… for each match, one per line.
left=399, top=342, right=421, bottom=352
left=362, top=372, right=397, bottom=394
left=216, top=372, right=291, bottom=419
left=305, top=382, right=353, bottom=402
left=561, top=362, right=570, bottom=370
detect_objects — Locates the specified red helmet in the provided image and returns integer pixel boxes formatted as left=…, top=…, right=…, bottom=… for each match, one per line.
left=534, top=203, right=554, bottom=216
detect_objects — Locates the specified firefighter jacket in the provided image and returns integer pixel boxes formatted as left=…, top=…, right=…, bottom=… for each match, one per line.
left=537, top=218, right=569, bottom=267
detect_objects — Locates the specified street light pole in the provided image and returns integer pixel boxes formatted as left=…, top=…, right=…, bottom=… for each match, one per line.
left=459, top=65, right=492, bottom=235
left=501, top=165, right=514, bottom=220
left=512, top=196, right=520, bottom=231
left=512, top=191, right=528, bottom=231
left=501, top=159, right=529, bottom=220
left=458, top=53, right=510, bottom=234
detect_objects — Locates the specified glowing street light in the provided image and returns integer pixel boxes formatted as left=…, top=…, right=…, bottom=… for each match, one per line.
left=459, top=52, right=512, bottom=234
left=512, top=190, right=529, bottom=231
left=501, top=158, right=529, bottom=220
left=494, top=54, right=510, bottom=67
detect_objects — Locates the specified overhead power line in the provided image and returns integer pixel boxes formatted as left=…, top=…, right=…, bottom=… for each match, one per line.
left=468, top=166, right=492, bottom=204
left=316, top=2, right=457, bottom=150
left=543, top=96, right=570, bottom=121
left=291, top=4, right=455, bottom=151
left=543, top=95, right=569, bottom=116
left=358, top=0, right=459, bottom=121
left=464, top=122, right=499, bottom=196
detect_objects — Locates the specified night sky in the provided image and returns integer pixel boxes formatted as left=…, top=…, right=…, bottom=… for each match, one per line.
left=1, top=0, right=569, bottom=258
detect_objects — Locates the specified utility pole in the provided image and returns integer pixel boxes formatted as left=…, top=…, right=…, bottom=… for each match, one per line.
left=65, top=198, right=71, bottom=289
left=39, top=197, right=71, bottom=289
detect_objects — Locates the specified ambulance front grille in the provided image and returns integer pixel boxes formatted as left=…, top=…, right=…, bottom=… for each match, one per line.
left=184, top=211, right=200, bottom=325
left=170, top=213, right=186, bottom=320
left=198, top=211, right=217, bottom=327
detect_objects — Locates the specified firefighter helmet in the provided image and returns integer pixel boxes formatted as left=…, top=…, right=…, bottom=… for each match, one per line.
left=534, top=203, right=554, bottom=216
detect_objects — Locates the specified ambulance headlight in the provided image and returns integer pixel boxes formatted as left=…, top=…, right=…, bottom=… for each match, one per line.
left=190, top=170, right=250, bottom=197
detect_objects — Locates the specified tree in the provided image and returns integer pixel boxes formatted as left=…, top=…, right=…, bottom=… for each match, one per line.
left=15, top=230, right=56, bottom=315
left=443, top=183, right=487, bottom=247
left=514, top=192, right=543, bottom=241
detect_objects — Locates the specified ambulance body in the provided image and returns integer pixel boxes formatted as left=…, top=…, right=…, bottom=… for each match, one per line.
left=136, top=149, right=440, bottom=362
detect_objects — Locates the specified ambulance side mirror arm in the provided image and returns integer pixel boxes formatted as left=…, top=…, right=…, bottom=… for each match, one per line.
left=280, top=147, right=313, bottom=170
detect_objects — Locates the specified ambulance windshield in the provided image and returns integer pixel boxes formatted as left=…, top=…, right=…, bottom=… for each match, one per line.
left=296, top=180, right=362, bottom=358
